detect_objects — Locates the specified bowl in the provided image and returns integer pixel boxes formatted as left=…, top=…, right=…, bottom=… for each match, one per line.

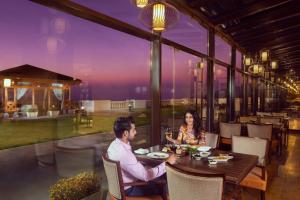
left=200, top=151, right=211, bottom=157
left=197, top=146, right=212, bottom=152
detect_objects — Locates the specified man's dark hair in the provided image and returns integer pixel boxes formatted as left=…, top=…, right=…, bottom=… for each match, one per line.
left=114, top=116, right=135, bottom=138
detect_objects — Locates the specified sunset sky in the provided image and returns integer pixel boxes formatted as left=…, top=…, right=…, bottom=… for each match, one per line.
left=0, top=0, right=236, bottom=100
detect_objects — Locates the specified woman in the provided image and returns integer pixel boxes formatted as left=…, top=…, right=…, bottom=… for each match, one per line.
left=166, top=110, right=201, bottom=145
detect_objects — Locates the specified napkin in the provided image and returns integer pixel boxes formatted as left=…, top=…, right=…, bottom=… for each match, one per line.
left=134, top=148, right=150, bottom=155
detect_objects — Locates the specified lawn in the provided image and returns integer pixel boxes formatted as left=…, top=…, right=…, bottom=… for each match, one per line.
left=0, top=106, right=188, bottom=150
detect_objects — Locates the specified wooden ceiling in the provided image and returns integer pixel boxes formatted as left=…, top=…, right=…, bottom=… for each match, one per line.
left=180, top=0, right=300, bottom=78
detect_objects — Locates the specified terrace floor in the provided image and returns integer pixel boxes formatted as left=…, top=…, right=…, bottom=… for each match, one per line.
left=0, top=131, right=299, bottom=200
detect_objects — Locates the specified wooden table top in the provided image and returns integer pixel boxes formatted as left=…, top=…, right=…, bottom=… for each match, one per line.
left=136, top=146, right=258, bottom=184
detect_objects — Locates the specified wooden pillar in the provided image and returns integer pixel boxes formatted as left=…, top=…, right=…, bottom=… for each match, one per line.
left=206, top=28, right=215, bottom=132
left=227, top=46, right=236, bottom=122
left=14, top=87, right=17, bottom=104
left=150, top=35, right=161, bottom=145
left=48, top=88, right=51, bottom=110
left=4, top=87, right=8, bottom=111
left=69, top=87, right=71, bottom=101
left=32, top=88, right=35, bottom=106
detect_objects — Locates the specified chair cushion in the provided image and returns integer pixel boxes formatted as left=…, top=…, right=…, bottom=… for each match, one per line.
left=221, top=137, right=232, bottom=145
left=240, top=167, right=267, bottom=191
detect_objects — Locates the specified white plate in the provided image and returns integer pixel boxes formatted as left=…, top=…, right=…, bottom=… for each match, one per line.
left=197, top=146, right=212, bottom=152
left=200, top=151, right=211, bottom=157
left=208, top=156, right=233, bottom=162
left=134, top=148, right=149, bottom=155
left=147, top=152, right=169, bottom=159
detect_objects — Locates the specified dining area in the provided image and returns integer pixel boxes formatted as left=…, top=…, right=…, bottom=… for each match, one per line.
left=102, top=111, right=294, bottom=200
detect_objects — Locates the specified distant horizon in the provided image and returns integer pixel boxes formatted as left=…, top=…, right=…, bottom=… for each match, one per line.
left=1, top=0, right=233, bottom=101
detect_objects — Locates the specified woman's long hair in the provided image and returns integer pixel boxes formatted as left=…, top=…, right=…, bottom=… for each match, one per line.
left=183, top=109, right=201, bottom=138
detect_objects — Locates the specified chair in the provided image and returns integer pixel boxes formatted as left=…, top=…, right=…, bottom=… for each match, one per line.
left=260, top=117, right=281, bottom=124
left=232, top=136, right=268, bottom=200
left=219, top=122, right=241, bottom=145
left=102, top=153, right=163, bottom=200
left=166, top=163, right=240, bottom=200
left=247, top=123, right=281, bottom=155
left=247, top=124, right=272, bottom=140
left=205, top=132, right=219, bottom=148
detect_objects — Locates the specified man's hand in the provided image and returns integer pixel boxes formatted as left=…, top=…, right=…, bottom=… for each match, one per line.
left=166, top=154, right=177, bottom=165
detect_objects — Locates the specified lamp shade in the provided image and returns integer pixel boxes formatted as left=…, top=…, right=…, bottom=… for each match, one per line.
left=153, top=3, right=165, bottom=31
left=139, top=2, right=179, bottom=32
left=3, top=78, right=11, bottom=87
left=135, top=0, right=148, bottom=8
left=244, top=57, right=252, bottom=66
left=253, top=64, right=259, bottom=74
left=261, top=50, right=269, bottom=62
left=271, top=61, right=278, bottom=69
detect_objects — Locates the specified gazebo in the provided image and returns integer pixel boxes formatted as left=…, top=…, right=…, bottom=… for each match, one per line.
left=0, top=64, right=81, bottom=114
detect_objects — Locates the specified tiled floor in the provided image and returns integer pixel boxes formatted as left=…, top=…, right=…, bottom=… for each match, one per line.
left=243, top=132, right=300, bottom=200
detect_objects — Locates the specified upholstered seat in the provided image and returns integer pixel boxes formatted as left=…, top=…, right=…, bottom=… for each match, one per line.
left=205, top=132, right=219, bottom=148
left=240, top=166, right=267, bottom=191
left=166, top=163, right=240, bottom=200
left=232, top=136, right=268, bottom=200
left=247, top=123, right=281, bottom=155
left=102, top=154, right=163, bottom=200
left=219, top=122, right=241, bottom=145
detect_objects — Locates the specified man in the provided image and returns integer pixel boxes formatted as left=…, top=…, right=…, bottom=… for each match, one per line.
left=107, top=116, right=176, bottom=198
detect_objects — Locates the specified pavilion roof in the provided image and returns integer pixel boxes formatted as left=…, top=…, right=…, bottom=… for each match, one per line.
left=0, top=64, right=81, bottom=84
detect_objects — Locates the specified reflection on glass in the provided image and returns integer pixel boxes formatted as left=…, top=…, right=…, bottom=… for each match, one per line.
left=214, top=65, right=227, bottom=123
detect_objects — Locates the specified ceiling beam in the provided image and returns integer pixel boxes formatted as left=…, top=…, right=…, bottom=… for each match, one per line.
left=244, top=32, right=300, bottom=51
left=271, top=44, right=300, bottom=52
left=273, top=49, right=300, bottom=56
left=224, top=1, right=300, bottom=33
left=231, top=15, right=300, bottom=37
left=234, top=23, right=300, bottom=42
left=213, top=0, right=290, bottom=25
left=188, top=0, right=219, bottom=8
left=236, top=25, right=300, bottom=44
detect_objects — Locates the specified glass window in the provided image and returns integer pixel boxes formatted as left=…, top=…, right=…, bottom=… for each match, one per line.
left=73, top=0, right=149, bottom=32
left=214, top=64, right=227, bottom=124
left=0, top=1, right=152, bottom=199
left=215, top=36, right=231, bottom=64
left=163, top=14, right=208, bottom=54
left=235, top=71, right=243, bottom=117
left=236, top=50, right=242, bottom=69
left=247, top=76, right=253, bottom=114
left=161, top=45, right=207, bottom=136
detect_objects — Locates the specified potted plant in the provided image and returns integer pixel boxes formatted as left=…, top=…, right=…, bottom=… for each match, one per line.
left=49, top=172, right=101, bottom=200
left=26, top=108, right=38, bottom=118
left=47, top=108, right=60, bottom=117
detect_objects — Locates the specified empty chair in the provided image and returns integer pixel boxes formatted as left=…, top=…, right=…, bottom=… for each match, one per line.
left=102, top=153, right=163, bottom=200
left=247, top=124, right=272, bottom=140
left=232, top=136, right=268, bottom=200
left=219, top=122, right=241, bottom=145
left=166, top=163, right=239, bottom=200
left=260, top=117, right=281, bottom=125
left=205, top=132, right=219, bottom=148
left=247, top=123, right=281, bottom=155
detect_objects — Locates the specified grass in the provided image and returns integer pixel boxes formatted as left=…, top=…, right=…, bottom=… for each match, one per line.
left=0, top=106, right=189, bottom=150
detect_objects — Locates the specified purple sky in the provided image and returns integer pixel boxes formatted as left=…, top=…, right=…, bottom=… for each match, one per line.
left=0, top=0, right=233, bottom=100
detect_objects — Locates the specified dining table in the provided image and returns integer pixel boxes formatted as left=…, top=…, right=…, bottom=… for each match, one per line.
left=135, top=145, right=258, bottom=185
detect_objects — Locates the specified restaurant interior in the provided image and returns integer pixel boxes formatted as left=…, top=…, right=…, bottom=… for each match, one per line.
left=0, top=0, right=300, bottom=200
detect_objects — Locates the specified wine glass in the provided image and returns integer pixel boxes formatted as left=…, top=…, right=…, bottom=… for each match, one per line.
left=164, top=127, right=173, bottom=145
